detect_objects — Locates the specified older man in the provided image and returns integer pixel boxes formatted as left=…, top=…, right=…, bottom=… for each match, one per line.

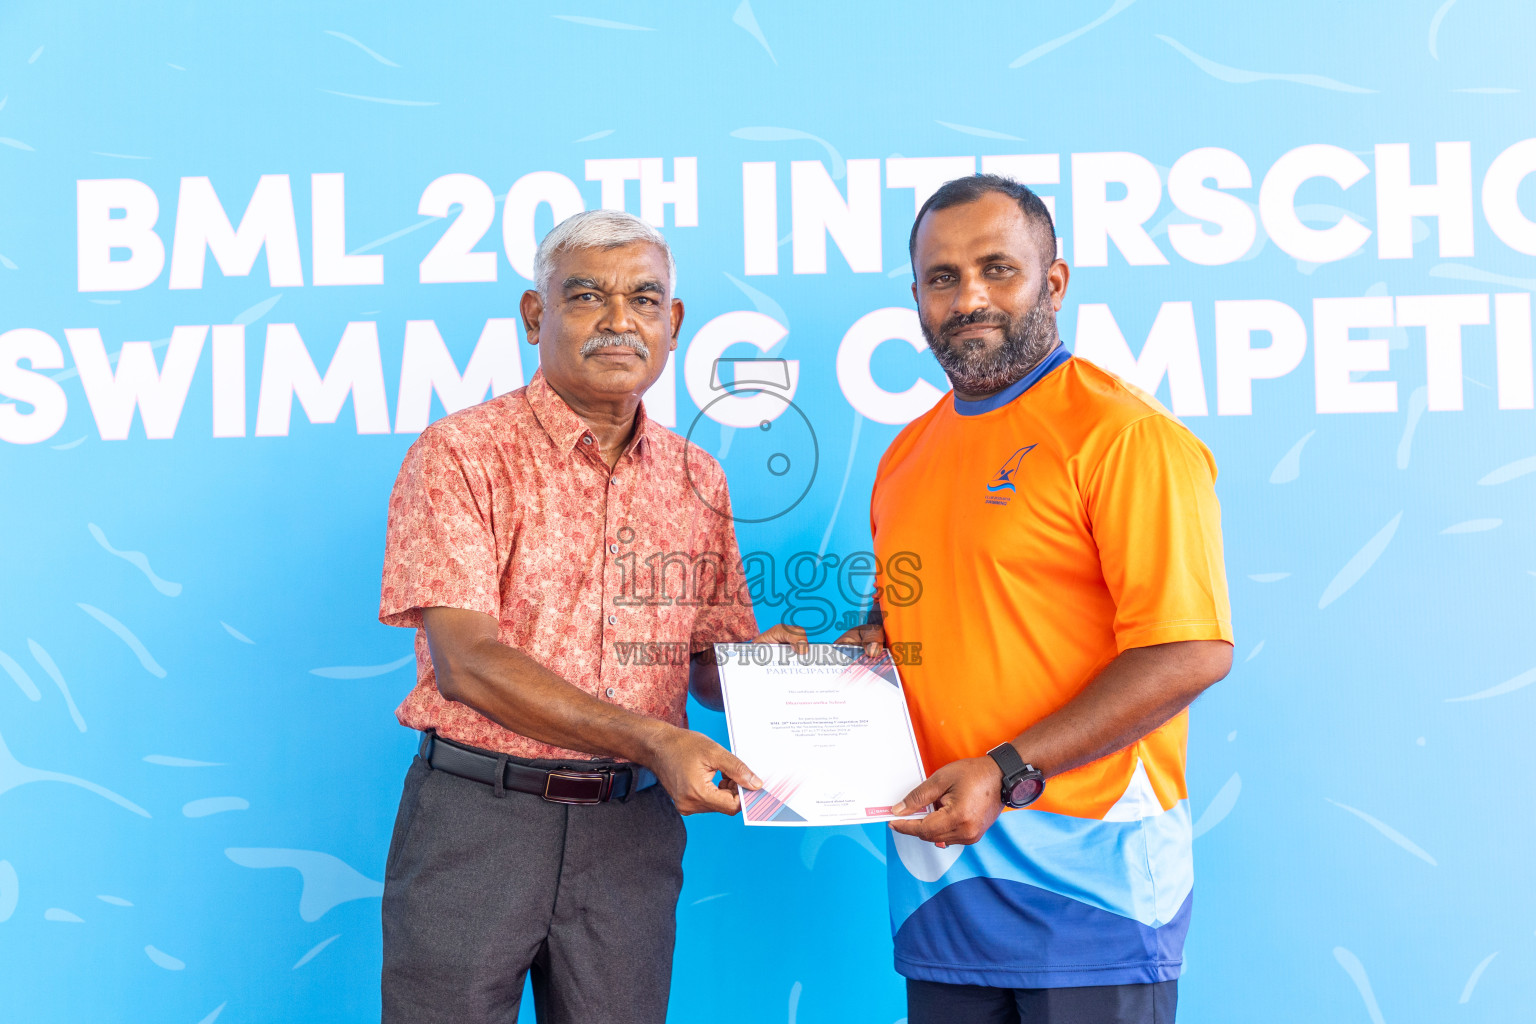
left=838, top=175, right=1233, bottom=1024
left=378, top=209, right=800, bottom=1024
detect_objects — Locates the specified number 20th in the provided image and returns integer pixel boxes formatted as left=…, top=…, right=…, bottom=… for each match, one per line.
left=74, top=160, right=698, bottom=292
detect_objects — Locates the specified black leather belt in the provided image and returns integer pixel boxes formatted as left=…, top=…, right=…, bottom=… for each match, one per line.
left=419, top=731, right=659, bottom=804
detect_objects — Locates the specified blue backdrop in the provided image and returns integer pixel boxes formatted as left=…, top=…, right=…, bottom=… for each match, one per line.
left=2, top=3, right=1533, bottom=1022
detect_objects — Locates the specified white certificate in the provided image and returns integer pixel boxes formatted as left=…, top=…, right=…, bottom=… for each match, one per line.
left=715, top=643, right=930, bottom=826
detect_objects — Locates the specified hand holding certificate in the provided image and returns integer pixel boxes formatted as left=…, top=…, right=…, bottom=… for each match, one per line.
left=715, top=643, right=930, bottom=826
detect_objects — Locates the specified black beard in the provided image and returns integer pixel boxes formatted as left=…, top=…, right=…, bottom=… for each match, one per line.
left=922, top=288, right=1058, bottom=395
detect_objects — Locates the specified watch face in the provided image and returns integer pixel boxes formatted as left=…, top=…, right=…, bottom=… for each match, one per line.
left=1008, top=776, right=1044, bottom=806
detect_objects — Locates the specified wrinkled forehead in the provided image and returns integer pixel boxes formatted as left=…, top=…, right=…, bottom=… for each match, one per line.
left=551, top=240, right=672, bottom=294
left=913, top=195, right=1042, bottom=271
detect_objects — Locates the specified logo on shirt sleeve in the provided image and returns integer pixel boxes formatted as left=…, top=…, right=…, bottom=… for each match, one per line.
left=984, top=444, right=1036, bottom=506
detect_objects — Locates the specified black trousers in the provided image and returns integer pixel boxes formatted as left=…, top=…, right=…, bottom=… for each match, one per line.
left=381, top=755, right=686, bottom=1024
left=908, top=978, right=1178, bottom=1024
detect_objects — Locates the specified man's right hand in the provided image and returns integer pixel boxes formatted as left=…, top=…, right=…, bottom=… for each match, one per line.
left=833, top=621, right=886, bottom=659
left=646, top=726, right=763, bottom=815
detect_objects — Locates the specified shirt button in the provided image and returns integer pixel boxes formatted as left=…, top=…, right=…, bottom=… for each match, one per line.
left=609, top=543, right=619, bottom=554
left=606, top=687, right=616, bottom=698
left=582, top=435, right=593, bottom=444
left=610, top=476, right=619, bottom=486
left=607, top=614, right=617, bottom=625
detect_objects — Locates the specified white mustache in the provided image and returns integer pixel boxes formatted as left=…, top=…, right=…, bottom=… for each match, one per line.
left=580, top=333, right=648, bottom=359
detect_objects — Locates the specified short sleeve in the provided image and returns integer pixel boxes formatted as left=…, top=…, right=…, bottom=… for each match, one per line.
left=688, top=472, right=760, bottom=652
left=379, top=427, right=502, bottom=629
left=1084, top=416, right=1234, bottom=652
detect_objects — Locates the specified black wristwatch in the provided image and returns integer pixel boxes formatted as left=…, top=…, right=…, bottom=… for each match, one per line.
left=987, top=742, right=1045, bottom=808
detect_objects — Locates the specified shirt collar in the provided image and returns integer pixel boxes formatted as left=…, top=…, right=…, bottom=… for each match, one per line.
left=952, top=345, right=1072, bottom=417
left=525, top=368, right=657, bottom=456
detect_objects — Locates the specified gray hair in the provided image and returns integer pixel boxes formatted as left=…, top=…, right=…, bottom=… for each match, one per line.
left=533, top=208, right=677, bottom=296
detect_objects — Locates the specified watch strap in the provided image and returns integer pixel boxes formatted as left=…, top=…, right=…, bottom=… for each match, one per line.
left=986, top=742, right=1027, bottom=780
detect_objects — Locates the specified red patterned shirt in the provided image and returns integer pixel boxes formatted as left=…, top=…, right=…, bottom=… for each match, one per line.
left=379, top=368, right=760, bottom=759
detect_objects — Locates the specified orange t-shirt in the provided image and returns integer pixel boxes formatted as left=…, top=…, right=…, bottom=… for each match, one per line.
left=871, top=350, right=1233, bottom=821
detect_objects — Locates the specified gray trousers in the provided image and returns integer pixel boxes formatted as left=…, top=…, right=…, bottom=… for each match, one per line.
left=381, top=754, right=686, bottom=1024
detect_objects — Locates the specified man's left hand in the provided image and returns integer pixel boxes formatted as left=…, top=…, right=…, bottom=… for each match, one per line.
left=690, top=623, right=809, bottom=713
left=889, top=756, right=1006, bottom=848
left=753, top=622, right=809, bottom=653
left=709, top=618, right=802, bottom=798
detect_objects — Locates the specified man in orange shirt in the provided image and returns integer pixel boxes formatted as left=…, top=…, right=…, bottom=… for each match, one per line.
left=838, top=175, right=1233, bottom=1024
